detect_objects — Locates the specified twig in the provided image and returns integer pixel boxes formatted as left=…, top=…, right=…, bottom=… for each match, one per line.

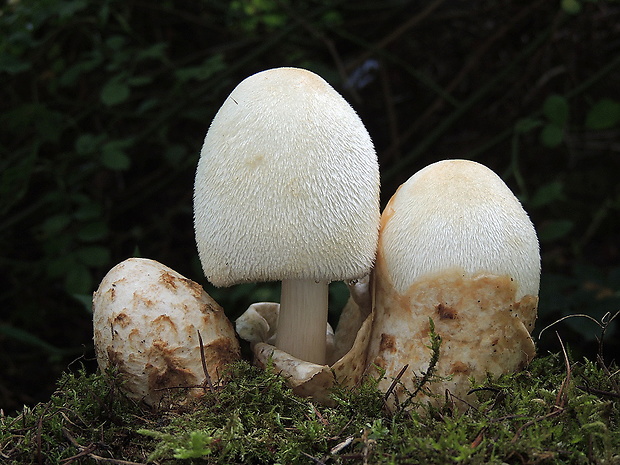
left=197, top=330, right=214, bottom=392
left=510, top=408, right=565, bottom=444
left=345, top=0, right=448, bottom=74
left=300, top=451, right=326, bottom=465
left=62, top=428, right=147, bottom=465
left=576, top=385, right=620, bottom=400
left=555, top=332, right=571, bottom=410
left=383, top=364, right=408, bottom=404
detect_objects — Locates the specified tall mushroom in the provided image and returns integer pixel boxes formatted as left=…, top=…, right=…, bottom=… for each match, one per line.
left=194, top=67, right=380, bottom=365
left=366, top=159, right=540, bottom=410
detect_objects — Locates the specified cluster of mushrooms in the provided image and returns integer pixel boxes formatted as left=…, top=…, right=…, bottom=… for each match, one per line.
left=93, top=67, right=540, bottom=411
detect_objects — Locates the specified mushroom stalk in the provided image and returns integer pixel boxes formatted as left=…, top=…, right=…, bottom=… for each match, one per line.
left=276, top=279, right=328, bottom=365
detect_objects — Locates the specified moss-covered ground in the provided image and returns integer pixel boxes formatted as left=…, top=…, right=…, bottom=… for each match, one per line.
left=2, top=350, right=618, bottom=465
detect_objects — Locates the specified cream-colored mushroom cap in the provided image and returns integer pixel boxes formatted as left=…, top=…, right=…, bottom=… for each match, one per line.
left=92, top=258, right=240, bottom=407
left=380, top=159, right=540, bottom=299
left=193, top=67, right=380, bottom=365
left=193, top=67, right=380, bottom=287
left=367, top=159, right=541, bottom=411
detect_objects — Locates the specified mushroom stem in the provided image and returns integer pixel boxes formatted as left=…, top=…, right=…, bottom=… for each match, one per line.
left=276, top=279, right=329, bottom=365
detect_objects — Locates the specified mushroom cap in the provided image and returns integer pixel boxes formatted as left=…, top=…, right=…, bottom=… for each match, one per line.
left=366, top=159, right=540, bottom=411
left=92, top=258, right=240, bottom=407
left=194, top=67, right=380, bottom=287
left=379, top=159, right=540, bottom=299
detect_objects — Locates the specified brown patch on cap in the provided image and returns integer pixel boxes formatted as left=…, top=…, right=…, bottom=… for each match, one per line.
left=159, top=271, right=178, bottom=290
left=152, top=314, right=177, bottom=333
left=184, top=278, right=205, bottom=301
left=379, top=333, right=396, bottom=353
left=146, top=340, right=198, bottom=393
left=436, top=303, right=458, bottom=320
left=203, top=337, right=241, bottom=370
left=112, top=312, right=131, bottom=328
left=450, top=361, right=471, bottom=375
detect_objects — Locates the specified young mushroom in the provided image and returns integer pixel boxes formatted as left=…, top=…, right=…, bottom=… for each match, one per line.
left=194, top=67, right=380, bottom=365
left=93, top=258, right=240, bottom=407
left=366, top=159, right=540, bottom=410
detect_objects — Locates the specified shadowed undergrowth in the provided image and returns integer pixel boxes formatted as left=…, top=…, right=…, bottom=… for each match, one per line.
left=1, top=352, right=618, bottom=464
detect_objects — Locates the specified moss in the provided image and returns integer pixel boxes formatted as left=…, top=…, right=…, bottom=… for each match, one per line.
left=1, top=354, right=619, bottom=464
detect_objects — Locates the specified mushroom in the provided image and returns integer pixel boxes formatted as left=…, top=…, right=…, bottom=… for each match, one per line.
left=365, top=159, right=540, bottom=410
left=193, top=67, right=380, bottom=365
left=92, top=258, right=241, bottom=407
left=235, top=297, right=375, bottom=405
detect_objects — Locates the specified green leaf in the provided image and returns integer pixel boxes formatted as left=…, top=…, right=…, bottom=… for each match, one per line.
left=173, top=432, right=213, bottom=459
left=530, top=181, right=565, bottom=208
left=105, top=35, right=126, bottom=50
left=65, top=263, right=93, bottom=294
left=77, top=221, right=108, bottom=242
left=42, top=214, right=72, bottom=235
left=561, top=0, right=582, bottom=14
left=585, top=98, right=620, bottom=130
left=101, top=140, right=132, bottom=170
left=542, top=94, right=569, bottom=126
left=101, top=79, right=130, bottom=106
left=75, top=133, right=100, bottom=155
left=540, top=123, right=564, bottom=147
left=76, top=246, right=110, bottom=267
left=538, top=219, right=574, bottom=242
left=514, top=117, right=543, bottom=134
left=174, top=55, right=225, bottom=83
left=0, top=54, right=31, bottom=74
left=0, top=324, right=68, bottom=356
left=164, top=144, right=187, bottom=165
left=137, top=42, right=168, bottom=61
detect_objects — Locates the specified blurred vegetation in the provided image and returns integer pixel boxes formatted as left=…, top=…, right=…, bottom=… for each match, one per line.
left=1, top=0, right=619, bottom=414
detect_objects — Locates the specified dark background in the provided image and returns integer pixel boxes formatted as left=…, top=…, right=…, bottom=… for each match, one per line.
left=1, top=0, right=619, bottom=415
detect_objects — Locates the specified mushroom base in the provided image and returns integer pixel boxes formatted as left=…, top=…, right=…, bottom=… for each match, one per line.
left=236, top=300, right=373, bottom=405
left=366, top=268, right=537, bottom=411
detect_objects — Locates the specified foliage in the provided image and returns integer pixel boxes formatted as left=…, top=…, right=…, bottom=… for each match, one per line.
left=1, top=354, right=619, bottom=464
left=1, top=0, right=619, bottom=412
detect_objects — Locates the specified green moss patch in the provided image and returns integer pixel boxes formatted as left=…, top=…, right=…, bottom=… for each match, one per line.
left=1, top=353, right=618, bottom=464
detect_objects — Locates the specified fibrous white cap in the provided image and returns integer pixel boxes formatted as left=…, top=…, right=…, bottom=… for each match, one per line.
left=194, top=67, right=380, bottom=287
left=380, top=159, right=540, bottom=299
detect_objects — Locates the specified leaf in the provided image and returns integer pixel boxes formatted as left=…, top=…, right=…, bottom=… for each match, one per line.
left=101, top=139, right=133, bottom=170
left=137, top=42, right=168, bottom=61
left=75, top=133, right=100, bottom=155
left=530, top=181, right=565, bottom=208
left=41, top=214, right=72, bottom=235
left=77, top=221, right=108, bottom=242
left=585, top=98, right=620, bottom=130
left=76, top=246, right=110, bottom=267
left=514, top=117, right=543, bottom=134
left=561, top=0, right=582, bottom=14
left=65, top=263, right=93, bottom=294
left=538, top=219, right=574, bottom=242
left=100, top=79, right=130, bottom=106
left=542, top=94, right=569, bottom=126
left=540, top=123, right=564, bottom=148
left=174, top=55, right=225, bottom=83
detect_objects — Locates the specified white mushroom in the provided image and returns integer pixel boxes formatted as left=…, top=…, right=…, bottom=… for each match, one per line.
left=365, top=159, right=540, bottom=410
left=194, top=67, right=380, bottom=365
left=92, top=258, right=240, bottom=407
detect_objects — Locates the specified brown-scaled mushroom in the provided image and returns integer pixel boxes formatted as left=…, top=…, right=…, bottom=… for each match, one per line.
left=193, top=67, right=380, bottom=365
left=92, top=258, right=240, bottom=407
left=365, top=159, right=540, bottom=410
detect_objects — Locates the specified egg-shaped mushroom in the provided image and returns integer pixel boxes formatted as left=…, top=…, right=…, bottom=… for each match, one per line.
left=366, top=159, right=540, bottom=411
left=93, top=258, right=240, bottom=407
